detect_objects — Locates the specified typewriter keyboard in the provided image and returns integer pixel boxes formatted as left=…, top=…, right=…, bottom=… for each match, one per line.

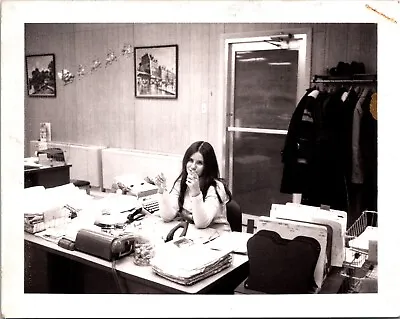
left=142, top=199, right=160, bottom=214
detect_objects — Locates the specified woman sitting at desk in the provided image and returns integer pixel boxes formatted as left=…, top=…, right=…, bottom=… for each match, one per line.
left=154, top=141, right=231, bottom=231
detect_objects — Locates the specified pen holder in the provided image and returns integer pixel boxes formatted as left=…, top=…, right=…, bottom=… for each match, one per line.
left=132, top=235, right=155, bottom=266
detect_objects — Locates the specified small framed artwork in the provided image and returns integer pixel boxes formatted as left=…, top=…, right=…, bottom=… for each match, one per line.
left=26, top=53, right=57, bottom=98
left=134, top=44, right=178, bottom=99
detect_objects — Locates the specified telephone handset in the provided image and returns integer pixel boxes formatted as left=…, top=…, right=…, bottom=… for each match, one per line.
left=110, top=233, right=136, bottom=258
left=165, top=221, right=189, bottom=243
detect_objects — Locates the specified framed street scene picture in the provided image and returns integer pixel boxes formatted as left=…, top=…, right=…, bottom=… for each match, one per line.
left=26, top=53, right=57, bottom=98
left=134, top=45, right=178, bottom=99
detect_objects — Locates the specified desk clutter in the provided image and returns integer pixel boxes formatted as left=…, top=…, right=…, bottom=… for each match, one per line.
left=242, top=203, right=377, bottom=294
left=23, top=183, right=94, bottom=234
left=24, top=181, right=377, bottom=292
left=23, top=183, right=252, bottom=288
left=24, top=148, right=66, bottom=168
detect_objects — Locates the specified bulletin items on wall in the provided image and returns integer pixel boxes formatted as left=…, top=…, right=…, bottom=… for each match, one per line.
left=57, top=43, right=134, bottom=86
left=280, top=74, right=377, bottom=226
left=39, top=122, right=52, bottom=142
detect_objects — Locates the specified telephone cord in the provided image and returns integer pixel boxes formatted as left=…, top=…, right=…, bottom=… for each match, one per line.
left=111, top=259, right=128, bottom=293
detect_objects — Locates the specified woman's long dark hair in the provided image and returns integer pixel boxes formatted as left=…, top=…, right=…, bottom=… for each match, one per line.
left=171, top=141, right=231, bottom=213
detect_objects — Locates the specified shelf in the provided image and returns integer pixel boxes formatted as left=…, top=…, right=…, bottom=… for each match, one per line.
left=312, top=74, right=377, bottom=84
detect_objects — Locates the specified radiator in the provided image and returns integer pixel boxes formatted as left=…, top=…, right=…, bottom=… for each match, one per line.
left=101, top=148, right=182, bottom=191
left=29, top=140, right=106, bottom=188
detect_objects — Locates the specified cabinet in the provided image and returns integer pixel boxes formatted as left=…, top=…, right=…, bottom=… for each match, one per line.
left=24, top=164, right=72, bottom=188
left=29, top=140, right=105, bottom=188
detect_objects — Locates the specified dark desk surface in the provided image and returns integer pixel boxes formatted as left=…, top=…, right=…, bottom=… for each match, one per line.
left=24, top=162, right=71, bottom=172
left=24, top=162, right=72, bottom=188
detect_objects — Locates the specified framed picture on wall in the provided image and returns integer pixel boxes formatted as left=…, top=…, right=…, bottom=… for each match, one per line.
left=134, top=45, right=178, bottom=99
left=26, top=53, right=57, bottom=98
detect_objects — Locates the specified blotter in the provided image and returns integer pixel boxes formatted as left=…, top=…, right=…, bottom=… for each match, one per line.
left=205, top=231, right=253, bottom=254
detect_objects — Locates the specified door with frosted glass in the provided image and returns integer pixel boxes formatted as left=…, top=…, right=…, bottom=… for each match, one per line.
left=227, top=40, right=303, bottom=217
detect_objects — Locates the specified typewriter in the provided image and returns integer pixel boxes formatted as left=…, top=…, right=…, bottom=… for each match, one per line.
left=113, top=178, right=160, bottom=214
left=140, top=194, right=160, bottom=214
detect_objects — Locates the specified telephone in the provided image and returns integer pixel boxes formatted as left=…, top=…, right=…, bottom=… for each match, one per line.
left=75, top=229, right=136, bottom=261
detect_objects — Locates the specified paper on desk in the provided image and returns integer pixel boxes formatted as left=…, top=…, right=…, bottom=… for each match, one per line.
left=94, top=193, right=140, bottom=213
left=34, top=199, right=103, bottom=243
left=37, top=220, right=102, bottom=242
left=23, top=183, right=95, bottom=217
left=45, top=183, right=95, bottom=210
left=24, top=158, right=42, bottom=167
left=205, top=231, right=253, bottom=254
left=344, top=247, right=366, bottom=268
left=132, top=215, right=219, bottom=245
left=349, top=226, right=378, bottom=253
left=35, top=227, right=66, bottom=244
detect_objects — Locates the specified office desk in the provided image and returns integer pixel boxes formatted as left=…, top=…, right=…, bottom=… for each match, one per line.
left=24, top=232, right=249, bottom=294
left=24, top=162, right=72, bottom=188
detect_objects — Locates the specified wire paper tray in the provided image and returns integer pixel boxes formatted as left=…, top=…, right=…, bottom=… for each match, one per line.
left=346, top=210, right=378, bottom=238
left=340, top=210, right=378, bottom=292
left=343, top=210, right=377, bottom=268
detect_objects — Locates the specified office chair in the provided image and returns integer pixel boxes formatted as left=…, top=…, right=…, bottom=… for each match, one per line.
left=226, top=199, right=243, bottom=232
left=71, top=179, right=91, bottom=195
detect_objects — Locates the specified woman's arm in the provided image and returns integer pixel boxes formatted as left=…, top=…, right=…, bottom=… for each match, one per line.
left=158, top=182, right=180, bottom=222
left=191, top=185, right=225, bottom=229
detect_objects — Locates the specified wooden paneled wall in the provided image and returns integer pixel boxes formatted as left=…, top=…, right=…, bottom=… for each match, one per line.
left=25, top=23, right=377, bottom=158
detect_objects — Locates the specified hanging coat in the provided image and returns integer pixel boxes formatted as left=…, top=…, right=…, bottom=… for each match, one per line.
left=308, top=88, right=349, bottom=211
left=281, top=88, right=349, bottom=212
left=280, top=89, right=318, bottom=195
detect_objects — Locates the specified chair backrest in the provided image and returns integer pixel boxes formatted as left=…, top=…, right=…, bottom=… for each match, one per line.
left=246, top=230, right=320, bottom=293
left=226, top=199, right=243, bottom=232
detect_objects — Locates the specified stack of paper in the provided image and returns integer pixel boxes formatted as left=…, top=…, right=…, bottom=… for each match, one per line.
left=24, top=183, right=95, bottom=234
left=92, top=194, right=140, bottom=227
left=269, top=203, right=347, bottom=267
left=349, top=226, right=378, bottom=253
left=151, top=240, right=232, bottom=285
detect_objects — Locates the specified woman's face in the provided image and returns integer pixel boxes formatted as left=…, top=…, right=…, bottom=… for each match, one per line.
left=186, top=152, right=204, bottom=177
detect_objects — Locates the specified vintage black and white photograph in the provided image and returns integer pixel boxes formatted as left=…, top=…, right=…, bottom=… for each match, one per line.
left=2, top=1, right=399, bottom=318
left=25, top=53, right=57, bottom=97
left=134, top=44, right=178, bottom=99
left=21, top=21, right=379, bottom=297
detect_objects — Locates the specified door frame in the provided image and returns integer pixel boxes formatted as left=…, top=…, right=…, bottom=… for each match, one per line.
left=218, top=28, right=313, bottom=186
